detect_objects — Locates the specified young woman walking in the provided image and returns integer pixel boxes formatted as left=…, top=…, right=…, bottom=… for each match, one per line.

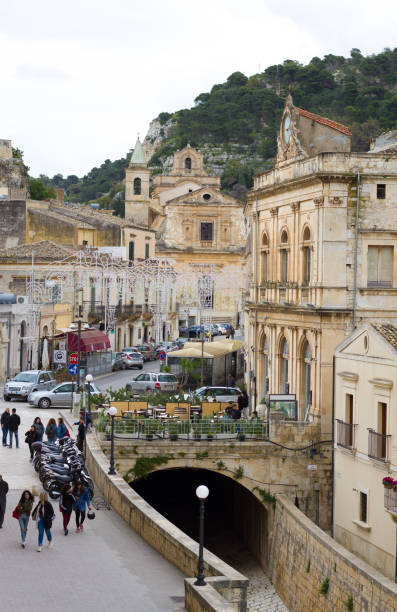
left=25, top=426, right=39, bottom=461
left=59, top=484, right=74, bottom=535
left=32, top=492, right=54, bottom=552
left=73, top=481, right=92, bottom=533
left=45, top=418, right=57, bottom=443
left=17, top=490, right=34, bottom=548
left=33, top=417, right=44, bottom=441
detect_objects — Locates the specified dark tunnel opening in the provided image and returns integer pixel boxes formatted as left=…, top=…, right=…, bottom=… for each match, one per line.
left=130, top=468, right=268, bottom=573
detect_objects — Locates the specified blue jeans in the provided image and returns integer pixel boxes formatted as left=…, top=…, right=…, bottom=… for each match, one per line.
left=37, top=519, right=52, bottom=545
left=18, top=515, right=29, bottom=542
left=2, top=427, right=8, bottom=445
left=9, top=430, right=19, bottom=447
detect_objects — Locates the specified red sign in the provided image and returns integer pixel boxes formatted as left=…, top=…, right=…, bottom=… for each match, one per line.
left=69, top=352, right=78, bottom=364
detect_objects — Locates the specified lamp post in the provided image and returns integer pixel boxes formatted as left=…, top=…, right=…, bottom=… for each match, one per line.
left=85, top=373, right=93, bottom=415
left=77, top=288, right=83, bottom=391
left=195, top=484, right=209, bottom=586
left=108, top=406, right=117, bottom=475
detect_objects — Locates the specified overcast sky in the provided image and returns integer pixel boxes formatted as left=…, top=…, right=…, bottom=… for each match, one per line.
left=1, top=0, right=396, bottom=177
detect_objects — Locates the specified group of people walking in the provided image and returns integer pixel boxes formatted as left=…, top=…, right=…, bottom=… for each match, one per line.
left=1, top=475, right=93, bottom=551
left=1, top=408, right=69, bottom=458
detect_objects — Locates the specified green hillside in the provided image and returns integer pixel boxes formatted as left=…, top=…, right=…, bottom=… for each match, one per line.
left=42, top=47, right=397, bottom=212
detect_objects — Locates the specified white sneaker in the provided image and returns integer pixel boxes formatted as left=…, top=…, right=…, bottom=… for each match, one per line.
left=36, top=546, right=42, bottom=552
left=48, top=540, right=53, bottom=549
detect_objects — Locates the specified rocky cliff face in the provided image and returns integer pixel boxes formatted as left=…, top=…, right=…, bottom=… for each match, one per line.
left=142, top=118, right=175, bottom=162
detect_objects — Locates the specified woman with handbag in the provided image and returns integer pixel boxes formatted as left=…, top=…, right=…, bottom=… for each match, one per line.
left=16, top=490, right=34, bottom=548
left=59, top=484, right=74, bottom=535
left=32, top=492, right=54, bottom=552
left=73, top=481, right=92, bottom=533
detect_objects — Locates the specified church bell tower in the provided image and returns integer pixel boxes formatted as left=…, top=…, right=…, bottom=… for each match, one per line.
left=125, top=136, right=151, bottom=226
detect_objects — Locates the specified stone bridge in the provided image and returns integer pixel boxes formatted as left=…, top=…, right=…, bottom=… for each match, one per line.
left=100, top=416, right=332, bottom=576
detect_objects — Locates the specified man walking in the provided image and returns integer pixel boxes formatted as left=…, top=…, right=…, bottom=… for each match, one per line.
left=1, top=407, right=10, bottom=447
left=8, top=408, right=21, bottom=448
left=0, top=475, right=9, bottom=528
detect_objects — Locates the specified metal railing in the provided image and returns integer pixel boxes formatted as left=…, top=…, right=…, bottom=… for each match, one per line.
left=98, top=416, right=268, bottom=441
left=336, top=419, right=354, bottom=449
left=384, top=487, right=397, bottom=514
left=368, top=429, right=389, bottom=461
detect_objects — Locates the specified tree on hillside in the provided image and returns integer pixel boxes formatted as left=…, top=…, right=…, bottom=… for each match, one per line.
left=29, top=178, right=56, bottom=201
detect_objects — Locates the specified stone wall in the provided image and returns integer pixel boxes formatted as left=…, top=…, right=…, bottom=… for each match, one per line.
left=84, top=427, right=248, bottom=611
left=0, top=200, right=26, bottom=247
left=270, top=495, right=397, bottom=611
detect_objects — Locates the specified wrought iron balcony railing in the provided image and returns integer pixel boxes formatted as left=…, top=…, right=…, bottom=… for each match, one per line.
left=384, top=487, right=397, bottom=515
left=368, top=428, right=390, bottom=461
left=336, top=419, right=355, bottom=449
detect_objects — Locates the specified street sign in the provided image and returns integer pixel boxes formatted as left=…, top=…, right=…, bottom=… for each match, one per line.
left=68, top=364, right=78, bottom=375
left=69, top=352, right=78, bottom=365
left=53, top=350, right=67, bottom=364
left=159, top=351, right=166, bottom=361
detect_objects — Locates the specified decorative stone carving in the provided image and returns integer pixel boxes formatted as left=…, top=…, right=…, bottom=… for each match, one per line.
left=270, top=207, right=278, bottom=217
left=330, top=196, right=342, bottom=207
left=291, top=202, right=300, bottom=212
left=314, top=197, right=324, bottom=208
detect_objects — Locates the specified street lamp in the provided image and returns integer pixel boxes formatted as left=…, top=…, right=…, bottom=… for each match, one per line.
left=195, top=484, right=209, bottom=586
left=85, top=373, right=93, bottom=415
left=107, top=406, right=117, bottom=475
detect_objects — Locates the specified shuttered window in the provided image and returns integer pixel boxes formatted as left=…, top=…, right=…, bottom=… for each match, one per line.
left=367, top=246, right=393, bottom=287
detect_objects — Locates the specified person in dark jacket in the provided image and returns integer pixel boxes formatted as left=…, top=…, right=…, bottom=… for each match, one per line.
left=17, top=490, right=34, bottom=548
left=56, top=417, right=67, bottom=440
left=45, top=418, right=57, bottom=442
left=25, top=426, right=39, bottom=461
left=32, top=492, right=54, bottom=551
left=59, top=484, right=74, bottom=535
left=0, top=474, right=8, bottom=528
left=8, top=408, right=21, bottom=448
left=76, top=416, right=85, bottom=452
left=33, top=417, right=44, bottom=441
left=1, top=407, right=10, bottom=447
left=73, top=481, right=92, bottom=532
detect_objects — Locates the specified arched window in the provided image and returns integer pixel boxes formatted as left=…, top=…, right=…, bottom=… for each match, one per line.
left=263, top=336, right=269, bottom=394
left=185, top=157, right=192, bottom=170
left=280, top=337, right=289, bottom=393
left=133, top=177, right=141, bottom=195
left=261, top=233, right=269, bottom=284
left=301, top=340, right=312, bottom=420
left=302, top=227, right=311, bottom=286
left=280, top=230, right=289, bottom=284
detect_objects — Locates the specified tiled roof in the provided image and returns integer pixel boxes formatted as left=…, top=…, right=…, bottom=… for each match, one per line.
left=372, top=323, right=397, bottom=351
left=0, top=241, right=76, bottom=262
left=30, top=207, right=95, bottom=229
left=296, top=107, right=352, bottom=136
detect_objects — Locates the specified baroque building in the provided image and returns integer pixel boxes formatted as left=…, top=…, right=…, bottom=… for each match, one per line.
left=245, top=95, right=397, bottom=429
left=125, top=139, right=246, bottom=326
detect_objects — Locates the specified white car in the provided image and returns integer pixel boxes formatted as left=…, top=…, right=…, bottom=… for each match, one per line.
left=184, top=386, right=242, bottom=403
left=126, top=372, right=179, bottom=393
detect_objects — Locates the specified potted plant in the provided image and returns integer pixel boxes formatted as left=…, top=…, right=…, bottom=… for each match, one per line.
left=383, top=476, right=395, bottom=489
left=168, top=420, right=179, bottom=441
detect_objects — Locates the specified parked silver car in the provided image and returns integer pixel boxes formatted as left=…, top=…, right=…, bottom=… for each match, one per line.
left=112, top=352, right=144, bottom=370
left=136, top=344, right=156, bottom=361
left=126, top=372, right=179, bottom=393
left=4, top=370, right=56, bottom=401
left=184, top=386, right=242, bottom=403
left=28, top=381, right=101, bottom=409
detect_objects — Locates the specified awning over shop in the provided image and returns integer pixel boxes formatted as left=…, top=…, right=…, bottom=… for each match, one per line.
left=67, top=330, right=111, bottom=352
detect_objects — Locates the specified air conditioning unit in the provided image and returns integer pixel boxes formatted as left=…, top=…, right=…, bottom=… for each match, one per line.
left=17, top=296, right=28, bottom=304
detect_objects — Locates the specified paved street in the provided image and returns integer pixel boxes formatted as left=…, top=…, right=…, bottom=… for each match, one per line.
left=0, top=399, right=185, bottom=612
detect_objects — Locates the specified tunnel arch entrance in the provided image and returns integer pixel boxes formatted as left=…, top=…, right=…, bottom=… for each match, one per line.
left=130, top=467, right=269, bottom=572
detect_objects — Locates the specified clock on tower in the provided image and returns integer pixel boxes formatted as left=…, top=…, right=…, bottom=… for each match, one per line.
left=283, top=113, right=291, bottom=146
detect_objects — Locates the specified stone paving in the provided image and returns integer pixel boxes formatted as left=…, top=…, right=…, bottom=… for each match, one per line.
left=0, top=398, right=185, bottom=612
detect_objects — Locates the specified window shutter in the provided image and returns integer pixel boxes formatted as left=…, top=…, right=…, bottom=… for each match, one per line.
left=380, top=247, right=393, bottom=285
left=367, top=246, right=378, bottom=285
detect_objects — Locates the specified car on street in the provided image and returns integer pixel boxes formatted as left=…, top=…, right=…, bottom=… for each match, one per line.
left=112, top=352, right=144, bottom=370
left=156, top=341, right=179, bottom=356
left=28, top=381, right=101, bottom=409
left=184, top=386, right=242, bottom=403
left=217, top=324, right=231, bottom=335
left=136, top=344, right=156, bottom=361
left=176, top=337, right=189, bottom=349
left=126, top=372, right=179, bottom=393
left=122, top=346, right=140, bottom=354
left=4, top=370, right=57, bottom=401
